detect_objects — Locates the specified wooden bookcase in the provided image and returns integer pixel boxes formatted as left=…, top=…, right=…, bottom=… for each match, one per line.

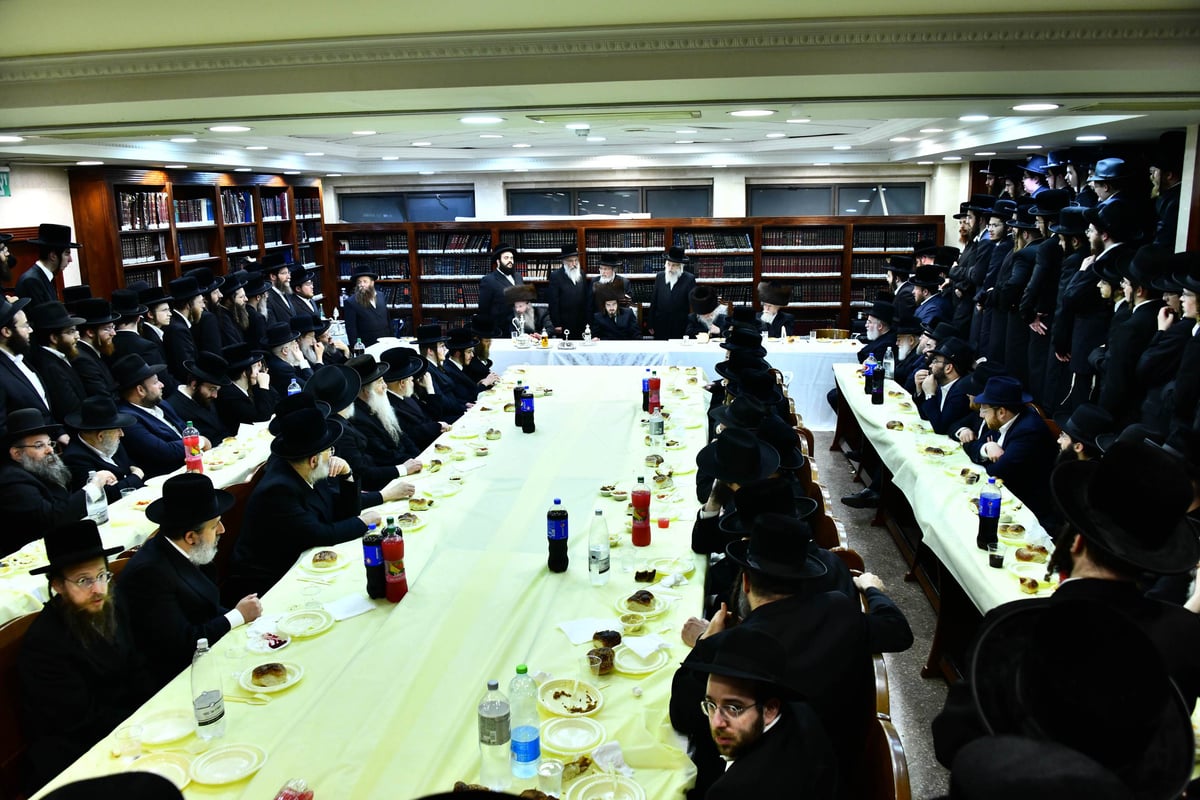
left=67, top=168, right=325, bottom=301
left=323, top=215, right=941, bottom=333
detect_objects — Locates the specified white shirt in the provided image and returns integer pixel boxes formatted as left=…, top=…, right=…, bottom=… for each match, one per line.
left=41, top=345, right=69, bottom=363
left=129, top=401, right=182, bottom=436
left=995, top=413, right=1020, bottom=448
left=1, top=348, right=49, bottom=406
left=77, top=435, right=119, bottom=468
left=164, top=537, right=245, bottom=629
left=938, top=377, right=958, bottom=411
left=34, top=261, right=55, bottom=283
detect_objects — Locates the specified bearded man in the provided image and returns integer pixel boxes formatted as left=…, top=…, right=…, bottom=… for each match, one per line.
left=61, top=396, right=145, bottom=502
left=166, top=351, right=235, bottom=443
left=67, top=298, right=119, bottom=399
left=344, top=266, right=391, bottom=346
left=217, top=342, right=278, bottom=429
left=547, top=245, right=592, bottom=340
left=27, top=301, right=89, bottom=422
left=478, top=243, right=522, bottom=327
left=347, top=354, right=422, bottom=468
left=215, top=271, right=250, bottom=347
left=263, top=253, right=296, bottom=325
left=243, top=272, right=271, bottom=347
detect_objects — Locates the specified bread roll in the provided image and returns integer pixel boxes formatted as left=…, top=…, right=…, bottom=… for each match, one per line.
left=627, top=589, right=655, bottom=610
left=251, top=662, right=288, bottom=687
left=312, top=550, right=338, bottom=567
left=592, top=630, right=622, bottom=648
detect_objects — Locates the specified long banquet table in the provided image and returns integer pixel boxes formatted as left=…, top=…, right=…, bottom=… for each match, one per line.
left=33, top=365, right=710, bottom=799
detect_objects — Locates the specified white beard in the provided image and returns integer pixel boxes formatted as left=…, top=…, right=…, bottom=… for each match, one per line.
left=760, top=311, right=776, bottom=324
left=599, top=275, right=614, bottom=284
left=867, top=329, right=880, bottom=342
left=188, top=538, right=218, bottom=566
left=565, top=266, right=581, bottom=285
left=365, top=386, right=404, bottom=445
left=898, top=343, right=913, bottom=360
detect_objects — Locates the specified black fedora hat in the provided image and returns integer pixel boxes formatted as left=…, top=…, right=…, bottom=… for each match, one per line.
left=503, top=284, right=537, bottom=304
left=271, top=393, right=331, bottom=427
left=260, top=252, right=288, bottom=274
left=0, top=295, right=31, bottom=329
left=969, top=598, right=1194, bottom=800
left=65, top=396, right=136, bottom=431
left=709, top=394, right=768, bottom=431
left=309, top=314, right=331, bottom=337
left=261, top=322, right=299, bottom=349
left=756, top=281, right=791, bottom=307
left=893, top=316, right=924, bottom=338
left=218, top=269, right=248, bottom=295
left=468, top=314, right=505, bottom=339
left=1044, top=149, right=1072, bottom=171
left=110, top=289, right=148, bottom=319
left=183, top=266, right=224, bottom=294
left=909, top=265, right=942, bottom=289
left=1008, top=204, right=1038, bottom=231
left=1170, top=251, right=1200, bottom=294
left=935, top=246, right=960, bottom=268
left=1088, top=158, right=1131, bottom=182
left=931, top=336, right=975, bottom=373
left=978, top=158, right=1016, bottom=176
left=695, top=427, right=780, bottom=485
left=145, top=473, right=235, bottom=528
left=41, top=773, right=185, bottom=800
left=973, top=375, right=1031, bottom=407
left=689, top=286, right=719, bottom=316
left=410, top=323, right=449, bottom=347
left=719, top=476, right=818, bottom=535
left=270, top=406, right=343, bottom=461
left=346, top=354, right=390, bottom=386
left=664, top=246, right=690, bottom=265
left=1126, top=244, right=1172, bottom=289
left=729, top=306, right=756, bottom=326
left=446, top=327, right=480, bottom=351
left=558, top=244, right=580, bottom=260
left=491, top=243, right=516, bottom=261
left=350, top=263, right=378, bottom=282
left=1149, top=269, right=1182, bottom=295
left=1052, top=403, right=1113, bottom=452
left=289, top=314, right=318, bottom=335
left=221, top=342, right=264, bottom=374
left=1082, top=203, right=1135, bottom=242
left=913, top=238, right=938, bottom=259
left=290, top=265, right=314, bottom=286
left=949, top=736, right=1134, bottom=800
left=596, top=253, right=623, bottom=268
left=167, top=276, right=203, bottom=303
left=719, top=326, right=766, bottom=356
left=1051, top=440, right=1199, bottom=574
left=867, top=300, right=895, bottom=325
left=137, top=285, right=170, bottom=308
left=885, top=255, right=914, bottom=276
left=988, top=199, right=1018, bottom=221
left=243, top=273, right=270, bottom=298
left=726, top=511, right=828, bottom=582
left=26, top=301, right=84, bottom=332
left=961, top=360, right=1007, bottom=397
left=730, top=368, right=784, bottom=406
left=952, top=201, right=972, bottom=220
left=72, top=298, right=120, bottom=327
left=714, top=351, right=769, bottom=382
left=29, top=520, right=120, bottom=576
left=4, top=408, right=60, bottom=446
left=63, top=285, right=92, bottom=306
left=754, top=415, right=808, bottom=472
left=1050, top=206, right=1089, bottom=237
left=1028, top=189, right=1072, bottom=217
left=965, top=193, right=997, bottom=214
left=380, top=347, right=427, bottom=382
left=303, top=365, right=361, bottom=413
left=27, top=223, right=81, bottom=249
left=684, top=626, right=799, bottom=697
left=183, top=352, right=233, bottom=387
left=110, top=354, right=167, bottom=391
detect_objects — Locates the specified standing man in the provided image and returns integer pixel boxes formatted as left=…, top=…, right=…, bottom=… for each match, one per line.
left=1099, top=245, right=1167, bottom=428
left=1151, top=130, right=1185, bottom=248
left=886, top=255, right=916, bottom=322
left=546, top=244, right=592, bottom=340
left=17, top=223, right=80, bottom=306
left=61, top=396, right=145, bottom=502
left=26, top=301, right=88, bottom=423
left=910, top=266, right=951, bottom=328
left=263, top=254, right=296, bottom=325
left=649, top=246, right=696, bottom=340
left=70, top=298, right=119, bottom=399
left=592, top=254, right=631, bottom=310
left=478, top=243, right=522, bottom=328
left=343, top=265, right=391, bottom=347
left=0, top=295, right=53, bottom=430
left=162, top=276, right=202, bottom=384
left=289, top=265, right=321, bottom=316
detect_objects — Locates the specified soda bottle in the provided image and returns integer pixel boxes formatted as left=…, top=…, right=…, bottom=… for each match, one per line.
left=547, top=499, right=568, bottom=573
left=883, top=346, right=896, bottom=381
left=862, top=354, right=877, bottom=394
left=520, top=389, right=536, bottom=434
left=353, top=338, right=366, bottom=358
left=382, top=524, right=407, bottom=603
left=478, top=681, right=512, bottom=790
left=513, top=384, right=524, bottom=428
left=588, top=508, right=611, bottom=586
left=641, top=368, right=650, bottom=412
left=648, top=370, right=662, bottom=413
left=191, top=638, right=226, bottom=740
left=870, top=369, right=884, bottom=405
left=84, top=470, right=109, bottom=525
left=631, top=477, right=651, bottom=547
left=363, top=522, right=385, bottom=599
left=976, top=477, right=1002, bottom=550
left=540, top=328, right=549, bottom=348
left=183, top=421, right=203, bottom=473
left=287, top=377, right=301, bottom=396
left=508, top=665, right=540, bottom=778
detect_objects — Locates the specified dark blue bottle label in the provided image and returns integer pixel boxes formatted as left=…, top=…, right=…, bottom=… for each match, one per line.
left=547, top=519, right=568, bottom=541
left=978, top=495, right=1002, bottom=518
left=363, top=544, right=383, bottom=567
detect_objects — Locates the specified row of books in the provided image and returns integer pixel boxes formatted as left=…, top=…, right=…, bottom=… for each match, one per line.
left=718, top=284, right=755, bottom=303
left=796, top=283, right=843, bottom=303
left=260, top=193, right=289, bottom=220
left=585, top=230, right=666, bottom=250
left=852, top=227, right=937, bottom=249
left=118, top=191, right=171, bottom=231
left=177, top=231, right=211, bottom=260
left=221, top=190, right=255, bottom=225
left=761, top=227, right=843, bottom=247
left=416, top=232, right=491, bottom=253
left=339, top=258, right=411, bottom=279
left=422, top=283, right=482, bottom=305
left=297, top=244, right=319, bottom=267
left=672, top=231, right=753, bottom=251
left=120, top=233, right=166, bottom=264
left=514, top=261, right=557, bottom=280
left=338, top=234, right=409, bottom=252
left=692, top=257, right=754, bottom=278
left=590, top=254, right=667, bottom=274
left=515, top=231, right=578, bottom=250
left=123, top=267, right=162, bottom=287
left=296, top=196, right=322, bottom=217
left=419, top=255, right=491, bottom=276
left=376, top=284, right=413, bottom=305
left=262, top=222, right=289, bottom=247
left=174, top=197, right=215, bottom=225
left=762, top=254, right=844, bottom=273
left=298, top=220, right=322, bottom=243
left=850, top=256, right=891, bottom=276
left=225, top=227, right=258, bottom=251
left=849, top=285, right=888, bottom=303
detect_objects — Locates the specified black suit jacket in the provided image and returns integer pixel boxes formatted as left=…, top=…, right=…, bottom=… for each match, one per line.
left=119, top=400, right=186, bottom=478
left=546, top=269, right=592, bottom=339
left=14, top=265, right=57, bottom=307
left=0, top=460, right=90, bottom=555
left=167, top=389, right=233, bottom=443
left=685, top=313, right=731, bottom=338
left=442, top=358, right=481, bottom=402
left=591, top=309, right=640, bottom=340
left=965, top=409, right=1058, bottom=527
left=191, top=310, right=224, bottom=357
left=27, top=346, right=86, bottom=423
left=70, top=341, right=115, bottom=399
left=290, top=294, right=320, bottom=317
left=246, top=307, right=268, bottom=350
left=111, top=329, right=175, bottom=390
left=162, top=312, right=197, bottom=385
left=336, top=417, right=401, bottom=493
left=217, top=382, right=278, bottom=430
left=344, top=295, right=391, bottom=346
left=388, top=393, right=442, bottom=451
left=1136, top=318, right=1192, bottom=433
left=425, top=361, right=468, bottom=420
left=265, top=353, right=309, bottom=398
left=478, top=270, right=523, bottom=327
left=215, top=306, right=246, bottom=348
left=233, top=454, right=366, bottom=594
left=116, top=534, right=232, bottom=688
left=892, top=281, right=917, bottom=322
left=266, top=288, right=296, bottom=326
left=855, top=330, right=897, bottom=364
left=649, top=270, right=696, bottom=340
left=60, top=438, right=144, bottom=502
left=919, top=378, right=972, bottom=435
left=349, top=397, right=418, bottom=464
left=0, top=350, right=52, bottom=432
left=1099, top=298, right=1165, bottom=428
left=705, top=703, right=837, bottom=800
left=756, top=311, right=795, bottom=338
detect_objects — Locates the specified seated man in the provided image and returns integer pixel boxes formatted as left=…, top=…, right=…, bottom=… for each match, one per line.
left=685, top=286, right=730, bottom=339
left=113, top=354, right=207, bottom=478
left=61, top=396, right=145, bottom=502
left=117, top=473, right=262, bottom=688
left=0, top=409, right=113, bottom=553
left=19, top=520, right=154, bottom=793
left=216, top=342, right=278, bottom=429
left=591, top=284, right=640, bottom=340
left=461, top=315, right=502, bottom=385
left=916, top=336, right=974, bottom=435
left=1052, top=402, right=1112, bottom=465
left=347, top=354, right=422, bottom=466
left=755, top=281, right=795, bottom=338
left=412, top=324, right=468, bottom=421
left=231, top=400, right=381, bottom=594
left=166, top=351, right=235, bottom=444
left=685, top=626, right=837, bottom=799
left=889, top=316, right=925, bottom=391
left=262, top=321, right=310, bottom=398
left=505, top=284, right=552, bottom=336
left=381, top=346, right=448, bottom=451
left=441, top=327, right=490, bottom=402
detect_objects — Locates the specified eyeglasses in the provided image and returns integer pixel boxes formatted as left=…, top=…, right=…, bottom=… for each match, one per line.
left=14, top=440, right=60, bottom=453
left=699, top=700, right=760, bottom=720
left=64, top=571, right=112, bottom=589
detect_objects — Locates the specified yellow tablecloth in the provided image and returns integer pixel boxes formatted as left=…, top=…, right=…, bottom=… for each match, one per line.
left=34, top=365, right=710, bottom=799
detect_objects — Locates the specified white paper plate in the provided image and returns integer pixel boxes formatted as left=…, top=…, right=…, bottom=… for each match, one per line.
left=127, top=751, right=191, bottom=790
left=448, top=430, right=479, bottom=439
left=299, top=551, right=351, bottom=574
left=538, top=678, right=604, bottom=718
left=245, top=631, right=290, bottom=654
left=612, top=644, right=669, bottom=676
left=238, top=662, right=304, bottom=694
left=189, top=743, right=267, bottom=785
left=137, top=709, right=195, bottom=745
left=664, top=441, right=687, bottom=451
left=651, top=556, right=695, bottom=577
left=670, top=464, right=697, bottom=475
left=395, top=516, right=427, bottom=533
left=276, top=608, right=334, bottom=638
left=424, top=482, right=463, bottom=498
left=613, top=594, right=670, bottom=618
left=566, top=774, right=646, bottom=800
left=540, top=716, right=605, bottom=754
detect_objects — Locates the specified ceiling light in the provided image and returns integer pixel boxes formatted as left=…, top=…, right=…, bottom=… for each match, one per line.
left=419, top=171, right=436, bottom=175
left=169, top=137, right=196, bottom=143
left=245, top=145, right=268, bottom=150
left=1077, top=134, right=1108, bottom=142
left=920, top=128, right=944, bottom=133
left=1012, top=103, right=1061, bottom=112
left=164, top=164, right=188, bottom=169
left=479, top=134, right=504, bottom=139
left=890, top=137, right=913, bottom=142
left=512, top=143, right=532, bottom=148
left=765, top=133, right=787, bottom=139
left=0, top=134, right=24, bottom=143
left=786, top=118, right=811, bottom=124
left=412, top=141, right=432, bottom=147
left=611, top=166, right=628, bottom=170
left=943, top=156, right=963, bottom=161
left=711, top=164, right=727, bottom=168
left=1017, top=144, right=1042, bottom=150
left=234, top=167, right=252, bottom=172
left=513, top=168, right=528, bottom=172
left=208, top=125, right=251, bottom=132
left=381, top=156, right=399, bottom=161
left=729, top=109, right=775, bottom=117
left=675, top=140, right=694, bottom=144
left=675, top=129, right=698, bottom=134
left=565, top=123, right=590, bottom=130
left=461, top=116, right=505, bottom=124
left=844, top=209, right=859, bottom=213
left=587, top=136, right=606, bottom=142
left=326, top=173, right=342, bottom=177
left=76, top=160, right=104, bottom=165
left=352, top=130, right=377, bottom=136
left=858, top=199, right=870, bottom=203
left=813, top=162, right=830, bottom=166
left=917, top=160, right=934, bottom=165
left=284, top=170, right=301, bottom=175
left=958, top=115, right=989, bottom=122
left=832, top=145, right=852, bottom=151
left=304, top=152, right=324, bottom=156
left=975, top=151, right=997, bottom=156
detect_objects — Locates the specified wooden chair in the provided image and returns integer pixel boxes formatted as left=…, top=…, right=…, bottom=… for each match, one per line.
left=829, top=546, right=865, bottom=574
left=812, top=513, right=843, bottom=550
left=815, top=328, right=851, bottom=339
left=794, top=424, right=816, bottom=460
left=215, top=461, right=267, bottom=593
left=873, top=654, right=891, bottom=717
left=108, top=556, right=131, bottom=581
left=863, top=715, right=912, bottom=800
left=0, top=611, right=39, bottom=800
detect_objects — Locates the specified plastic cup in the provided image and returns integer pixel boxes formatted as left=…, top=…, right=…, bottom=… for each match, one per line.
left=620, top=612, right=646, bottom=636
left=657, top=517, right=670, bottom=529
left=538, top=760, right=564, bottom=796
left=119, top=488, right=137, bottom=500
left=987, top=543, right=1004, bottom=569
left=582, top=653, right=602, bottom=680
left=113, top=724, right=142, bottom=758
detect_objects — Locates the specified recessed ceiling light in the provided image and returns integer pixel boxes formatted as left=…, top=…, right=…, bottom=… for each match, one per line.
left=919, top=128, right=944, bottom=133
left=975, top=151, right=997, bottom=156
left=711, top=164, right=727, bottom=168
left=721, top=138, right=734, bottom=142
left=1077, top=134, right=1108, bottom=142
left=832, top=145, right=852, bottom=151
left=76, top=160, right=104, bottom=166
left=844, top=209, right=859, bottom=213
left=565, top=123, right=591, bottom=131
left=1012, top=103, right=1061, bottom=112
left=917, top=160, right=934, bottom=165
left=461, top=116, right=505, bottom=124
left=858, top=199, right=870, bottom=203
left=675, top=129, right=698, bottom=134
left=513, top=168, right=528, bottom=172
left=959, top=115, right=989, bottom=122
left=890, top=137, right=913, bottom=142
left=284, top=170, right=301, bottom=175
left=587, top=136, right=606, bottom=142
left=730, top=109, right=775, bottom=117
left=304, top=152, right=324, bottom=156
left=169, top=137, right=196, bottom=143
left=381, top=156, right=399, bottom=161
left=786, top=118, right=811, bottom=124
left=943, top=156, right=963, bottom=161
left=675, top=140, right=694, bottom=144
left=412, top=141, right=432, bottom=147
left=479, top=134, right=504, bottom=139
left=813, top=162, right=830, bottom=166
left=208, top=125, right=251, bottom=133
left=512, top=143, right=531, bottom=148
left=326, top=173, right=342, bottom=177
left=1017, top=144, right=1042, bottom=150
left=765, top=133, right=787, bottom=139
left=245, top=145, right=268, bottom=150
left=163, top=164, right=188, bottom=169
left=352, top=130, right=377, bottom=136
left=234, top=167, right=252, bottom=172
left=0, top=135, right=25, bottom=143
left=611, top=166, right=628, bottom=170
left=419, top=171, right=436, bottom=175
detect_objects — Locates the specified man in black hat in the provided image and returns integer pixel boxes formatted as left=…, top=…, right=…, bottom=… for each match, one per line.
left=111, top=288, right=176, bottom=393
left=216, top=342, right=278, bottom=429
left=461, top=315, right=501, bottom=385
left=684, top=626, right=837, bottom=799
left=890, top=316, right=925, bottom=392
left=973, top=200, right=1017, bottom=356
left=1052, top=402, right=1112, bottom=465
left=344, top=265, right=391, bottom=347
left=649, top=246, right=696, bottom=340
left=910, top=265, right=950, bottom=328
left=0, top=409, right=115, bottom=553
left=0, top=295, right=54, bottom=430
left=590, top=283, right=639, bottom=340
left=380, top=346, right=447, bottom=448
left=592, top=254, right=631, bottom=311
left=19, top=520, right=153, bottom=792
left=135, top=284, right=173, bottom=349
left=262, top=253, right=296, bottom=325
left=882, top=254, right=915, bottom=322
left=916, top=336, right=974, bottom=435
left=162, top=276, right=203, bottom=383
left=114, top=353, right=202, bottom=478
left=233, top=400, right=380, bottom=594
left=754, top=281, right=794, bottom=338
left=290, top=313, right=326, bottom=372
left=262, top=321, right=310, bottom=397
left=242, top=271, right=271, bottom=348
left=289, top=265, right=321, bottom=317
left=1046, top=207, right=1091, bottom=413
left=948, top=361, right=1008, bottom=445
left=347, top=354, right=422, bottom=467
left=478, top=244, right=523, bottom=328
left=412, top=324, right=469, bottom=421
left=68, top=297, right=119, bottom=399
left=685, top=286, right=729, bottom=339
left=0, top=232, right=14, bottom=286
left=183, top=267, right=225, bottom=356
left=504, top=284, right=551, bottom=336
left=166, top=351, right=235, bottom=443
left=117, top=473, right=262, bottom=688
left=213, top=270, right=250, bottom=347
left=1151, top=130, right=1185, bottom=248
left=61, top=396, right=145, bottom=502
left=26, top=300, right=88, bottom=423
left=857, top=299, right=896, bottom=364
left=1099, top=245, right=1167, bottom=428
left=443, top=327, right=497, bottom=400
left=546, top=245, right=591, bottom=340
left=1019, top=189, right=1072, bottom=406
left=16, top=223, right=80, bottom=307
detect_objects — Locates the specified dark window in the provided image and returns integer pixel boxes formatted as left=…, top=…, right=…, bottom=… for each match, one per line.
left=507, top=186, right=711, bottom=217
left=749, top=183, right=925, bottom=217
left=747, top=187, right=833, bottom=216
left=508, top=190, right=572, bottom=216
left=646, top=187, right=711, bottom=218
left=339, top=191, right=475, bottom=223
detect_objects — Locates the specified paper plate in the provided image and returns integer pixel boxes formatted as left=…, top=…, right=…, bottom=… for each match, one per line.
left=448, top=430, right=479, bottom=439
left=566, top=774, right=646, bottom=800
left=424, top=482, right=463, bottom=498
left=394, top=516, right=427, bottom=533
left=613, top=644, right=669, bottom=676
left=276, top=608, right=334, bottom=638
left=540, top=716, right=605, bottom=755
left=238, top=662, right=304, bottom=694
left=137, top=709, right=195, bottom=745
left=651, top=556, right=695, bottom=577
left=300, top=550, right=351, bottom=574
left=613, top=593, right=670, bottom=618
left=189, top=743, right=267, bottom=786
left=664, top=441, right=687, bottom=451
left=1005, top=559, right=1057, bottom=591
left=127, top=751, right=191, bottom=790
left=669, top=463, right=697, bottom=475
left=538, top=678, right=604, bottom=718
left=915, top=444, right=953, bottom=459
left=245, top=631, right=290, bottom=655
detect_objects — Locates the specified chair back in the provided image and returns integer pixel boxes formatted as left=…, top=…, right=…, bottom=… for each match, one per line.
left=862, top=715, right=912, bottom=800
left=108, top=556, right=131, bottom=582
left=215, top=460, right=267, bottom=599
left=0, top=611, right=40, bottom=799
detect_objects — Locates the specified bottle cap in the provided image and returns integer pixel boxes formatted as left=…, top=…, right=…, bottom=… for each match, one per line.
left=594, top=509, right=603, bottom=515
left=387, top=517, right=394, bottom=524
left=487, top=680, right=499, bottom=690
left=197, top=638, right=209, bottom=649
left=554, top=498, right=561, bottom=505
left=637, top=476, right=645, bottom=484
left=368, top=523, right=377, bottom=530
left=515, top=664, right=528, bottom=674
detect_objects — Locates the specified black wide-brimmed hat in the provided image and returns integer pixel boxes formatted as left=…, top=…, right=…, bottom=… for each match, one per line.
left=347, top=353, right=389, bottom=386
left=167, top=276, right=203, bottom=303
left=912, top=238, right=938, bottom=259
left=756, top=281, right=791, bottom=307
left=4, top=408, right=60, bottom=446
left=719, top=476, right=818, bottom=535
left=219, top=269, right=248, bottom=295
left=664, top=246, right=690, bottom=265
left=1170, top=251, right=1200, bottom=294
left=243, top=273, right=270, bottom=298
left=558, top=244, right=580, bottom=260
left=145, top=472, right=235, bottom=528
left=969, top=598, right=1194, bottom=800
left=961, top=360, right=1007, bottom=397
left=289, top=314, right=318, bottom=335
left=380, top=347, right=426, bottom=382
left=719, top=326, right=766, bottom=356
left=137, top=285, right=170, bottom=308
left=110, top=353, right=167, bottom=391
left=41, top=773, right=185, bottom=800
left=183, top=351, right=233, bottom=387
left=183, top=266, right=224, bottom=294
left=730, top=368, right=784, bottom=407
left=503, top=284, right=537, bottom=304
left=290, top=265, right=314, bottom=286
left=935, top=246, right=960, bottom=268
left=729, top=306, right=755, bottom=326
left=596, top=253, right=623, bottom=268
left=1088, top=158, right=1131, bottom=182
left=350, top=263, right=378, bottom=282
left=72, top=298, right=120, bottom=327
left=221, top=342, right=264, bottom=374
left=303, top=364, right=360, bottom=412
left=949, top=735, right=1135, bottom=800
left=26, top=301, right=84, bottom=332
left=270, top=404, right=344, bottom=460
left=709, top=394, right=768, bottom=431
left=978, top=158, right=1016, bottom=176
left=261, top=322, right=299, bottom=349
left=695, top=427, right=780, bottom=485
left=1052, top=402, right=1113, bottom=452
left=965, top=193, right=997, bottom=214
left=491, top=243, right=516, bottom=261
left=29, top=520, right=121, bottom=576
left=989, top=199, right=1018, bottom=221
left=893, top=316, right=924, bottom=337
left=468, top=314, right=505, bottom=339
left=1050, top=206, right=1089, bottom=237
left=110, top=289, right=148, bottom=319
left=261, top=252, right=288, bottom=274
left=867, top=300, right=895, bottom=325
left=65, top=396, right=136, bottom=431
left=952, top=201, right=972, bottom=220
left=1051, top=440, right=1199, bottom=574
left=1082, top=202, right=1135, bottom=242
left=684, top=626, right=800, bottom=698
left=1008, top=204, right=1038, bottom=231
left=446, top=327, right=480, bottom=352
left=62, top=285, right=92, bottom=307
left=1029, top=189, right=1072, bottom=217
left=755, top=415, right=808, bottom=472
left=689, top=285, right=719, bottom=316
left=26, top=223, right=81, bottom=249
left=726, top=511, right=828, bottom=582
left=931, top=336, right=975, bottom=373
left=973, top=375, right=1031, bottom=407
left=885, top=255, right=914, bottom=276
left=1126, top=244, right=1172, bottom=289
left=0, top=295, right=30, bottom=329
left=909, top=265, right=942, bottom=290
left=714, top=351, right=769, bottom=382
left=410, top=323, right=449, bottom=347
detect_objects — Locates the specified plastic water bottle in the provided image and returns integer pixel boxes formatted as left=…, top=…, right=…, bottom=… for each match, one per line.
left=509, top=665, right=540, bottom=778
left=976, top=477, right=1002, bottom=550
left=84, top=471, right=109, bottom=524
left=583, top=323, right=592, bottom=341
left=589, top=508, right=611, bottom=586
left=353, top=338, right=365, bottom=358
left=863, top=354, right=877, bottom=394
left=648, top=406, right=664, bottom=446
left=883, top=346, right=895, bottom=381
left=191, top=638, right=226, bottom=740
left=182, top=420, right=203, bottom=473
left=547, top=499, right=568, bottom=573
left=286, top=377, right=301, bottom=396
left=478, top=681, right=512, bottom=791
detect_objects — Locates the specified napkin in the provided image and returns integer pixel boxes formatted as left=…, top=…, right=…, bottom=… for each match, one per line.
left=591, top=742, right=635, bottom=777
left=558, top=617, right=623, bottom=645
left=658, top=573, right=689, bottom=589
left=325, top=593, right=378, bottom=621
left=622, top=634, right=669, bottom=660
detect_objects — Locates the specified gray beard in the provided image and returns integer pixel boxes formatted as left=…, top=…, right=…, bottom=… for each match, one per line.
left=365, top=387, right=404, bottom=445
left=19, top=451, right=72, bottom=488
left=188, top=538, right=218, bottom=567
left=300, top=342, right=320, bottom=365
left=565, top=267, right=581, bottom=284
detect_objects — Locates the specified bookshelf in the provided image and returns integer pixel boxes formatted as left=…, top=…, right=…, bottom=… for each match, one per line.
left=67, top=168, right=325, bottom=302
left=322, top=216, right=942, bottom=333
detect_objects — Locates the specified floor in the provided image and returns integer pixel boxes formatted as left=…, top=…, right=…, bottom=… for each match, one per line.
left=810, top=429, right=951, bottom=800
